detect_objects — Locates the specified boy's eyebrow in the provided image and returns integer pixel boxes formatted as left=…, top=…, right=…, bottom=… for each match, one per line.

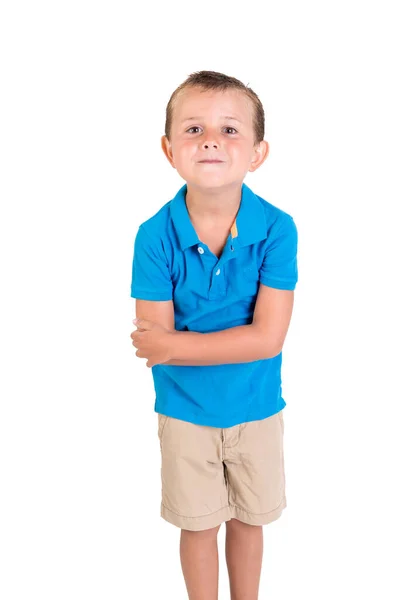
left=181, top=116, right=242, bottom=124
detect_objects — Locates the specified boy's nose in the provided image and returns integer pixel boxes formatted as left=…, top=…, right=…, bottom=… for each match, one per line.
left=202, top=141, right=219, bottom=150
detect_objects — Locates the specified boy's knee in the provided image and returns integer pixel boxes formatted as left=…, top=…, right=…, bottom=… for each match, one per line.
left=181, top=523, right=221, bottom=537
left=226, top=518, right=262, bottom=531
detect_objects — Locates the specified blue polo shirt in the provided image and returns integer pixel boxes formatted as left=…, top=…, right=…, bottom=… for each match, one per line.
left=130, top=182, right=298, bottom=428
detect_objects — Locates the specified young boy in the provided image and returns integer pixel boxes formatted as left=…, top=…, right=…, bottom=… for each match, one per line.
left=130, top=70, right=298, bottom=600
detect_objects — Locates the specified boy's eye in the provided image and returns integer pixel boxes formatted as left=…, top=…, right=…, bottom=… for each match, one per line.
left=186, top=126, right=238, bottom=134
left=223, top=127, right=238, bottom=134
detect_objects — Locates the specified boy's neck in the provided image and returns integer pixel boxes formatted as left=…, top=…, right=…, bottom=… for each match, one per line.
left=185, top=181, right=243, bottom=224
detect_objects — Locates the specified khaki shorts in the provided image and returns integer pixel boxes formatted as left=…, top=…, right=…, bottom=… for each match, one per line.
left=157, top=410, right=286, bottom=531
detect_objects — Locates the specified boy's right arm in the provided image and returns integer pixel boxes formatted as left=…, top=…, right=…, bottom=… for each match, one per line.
left=135, top=298, right=175, bottom=332
left=134, top=298, right=205, bottom=366
left=131, top=226, right=209, bottom=365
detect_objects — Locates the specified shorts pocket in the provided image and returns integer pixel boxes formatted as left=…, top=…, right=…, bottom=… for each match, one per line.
left=157, top=413, right=169, bottom=442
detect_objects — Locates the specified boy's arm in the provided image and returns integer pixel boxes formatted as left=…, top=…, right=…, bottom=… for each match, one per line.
left=165, top=284, right=294, bottom=364
left=132, top=212, right=297, bottom=366
left=135, top=284, right=294, bottom=366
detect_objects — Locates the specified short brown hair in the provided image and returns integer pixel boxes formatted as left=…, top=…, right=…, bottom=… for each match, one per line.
left=164, top=70, right=265, bottom=145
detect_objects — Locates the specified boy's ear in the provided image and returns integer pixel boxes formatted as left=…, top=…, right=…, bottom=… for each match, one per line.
left=248, top=140, right=269, bottom=173
left=161, top=135, right=176, bottom=168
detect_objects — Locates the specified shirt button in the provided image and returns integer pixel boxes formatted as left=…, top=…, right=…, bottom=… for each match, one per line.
left=215, top=268, right=221, bottom=276
left=197, top=247, right=204, bottom=254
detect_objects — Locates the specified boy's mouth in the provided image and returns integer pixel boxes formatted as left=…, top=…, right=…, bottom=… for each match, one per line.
left=198, top=160, right=224, bottom=163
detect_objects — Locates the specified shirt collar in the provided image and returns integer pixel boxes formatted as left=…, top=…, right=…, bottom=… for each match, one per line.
left=170, top=182, right=267, bottom=251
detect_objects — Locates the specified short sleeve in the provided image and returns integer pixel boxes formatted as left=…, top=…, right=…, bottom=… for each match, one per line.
left=259, top=214, right=298, bottom=290
left=130, top=225, right=173, bottom=301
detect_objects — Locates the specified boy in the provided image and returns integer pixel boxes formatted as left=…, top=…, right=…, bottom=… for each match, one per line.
left=130, top=70, right=298, bottom=600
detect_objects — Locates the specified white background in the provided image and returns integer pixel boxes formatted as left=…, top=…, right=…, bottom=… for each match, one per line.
left=1, top=1, right=399, bottom=598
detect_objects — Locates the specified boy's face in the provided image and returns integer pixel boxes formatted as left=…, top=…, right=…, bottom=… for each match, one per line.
left=161, top=87, right=268, bottom=190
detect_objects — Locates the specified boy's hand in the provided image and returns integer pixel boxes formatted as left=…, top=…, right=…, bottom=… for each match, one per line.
left=130, top=318, right=175, bottom=368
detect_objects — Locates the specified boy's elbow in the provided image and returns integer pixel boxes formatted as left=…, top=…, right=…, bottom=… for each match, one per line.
left=263, top=344, right=283, bottom=360
left=252, top=324, right=283, bottom=360
left=259, top=333, right=284, bottom=360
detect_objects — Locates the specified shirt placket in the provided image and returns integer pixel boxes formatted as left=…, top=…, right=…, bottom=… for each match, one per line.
left=196, top=221, right=239, bottom=300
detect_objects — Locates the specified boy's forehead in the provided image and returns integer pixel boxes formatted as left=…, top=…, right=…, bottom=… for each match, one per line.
left=174, top=87, right=252, bottom=122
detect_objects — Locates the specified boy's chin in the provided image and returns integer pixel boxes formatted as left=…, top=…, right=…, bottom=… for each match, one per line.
left=184, top=175, right=242, bottom=190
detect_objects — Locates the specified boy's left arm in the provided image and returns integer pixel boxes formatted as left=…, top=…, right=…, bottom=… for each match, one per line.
left=165, top=284, right=294, bottom=364
left=132, top=284, right=294, bottom=367
left=131, top=212, right=298, bottom=367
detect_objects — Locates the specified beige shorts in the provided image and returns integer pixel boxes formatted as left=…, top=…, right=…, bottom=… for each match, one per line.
left=157, top=410, right=286, bottom=531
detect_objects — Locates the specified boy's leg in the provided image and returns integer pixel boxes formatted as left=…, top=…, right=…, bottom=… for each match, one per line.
left=222, top=410, right=286, bottom=599
left=225, top=518, right=263, bottom=600
left=180, top=524, right=221, bottom=600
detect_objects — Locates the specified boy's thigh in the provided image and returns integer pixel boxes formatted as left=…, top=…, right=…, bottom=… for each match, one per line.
left=157, top=415, right=230, bottom=531
left=223, top=410, right=286, bottom=524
